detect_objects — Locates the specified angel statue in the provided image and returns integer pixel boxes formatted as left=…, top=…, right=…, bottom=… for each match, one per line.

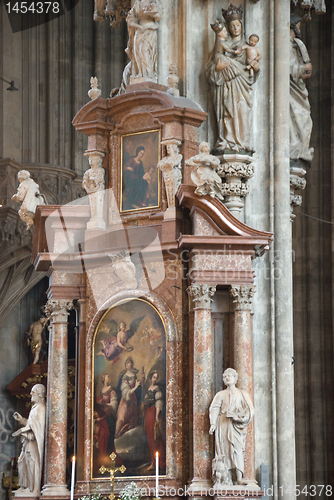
left=187, top=142, right=225, bottom=201
left=11, top=170, right=45, bottom=230
left=96, top=317, right=145, bottom=363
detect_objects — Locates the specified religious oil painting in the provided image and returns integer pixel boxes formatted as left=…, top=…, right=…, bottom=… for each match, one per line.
left=121, top=130, right=161, bottom=212
left=92, top=298, right=166, bottom=478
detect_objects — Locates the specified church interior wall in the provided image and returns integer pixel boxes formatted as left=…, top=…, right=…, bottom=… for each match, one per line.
left=0, top=0, right=333, bottom=498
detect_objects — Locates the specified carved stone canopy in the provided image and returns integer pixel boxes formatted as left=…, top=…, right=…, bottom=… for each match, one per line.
left=291, top=0, right=326, bottom=15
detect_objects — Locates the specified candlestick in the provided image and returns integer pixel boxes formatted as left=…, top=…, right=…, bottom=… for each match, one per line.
left=155, top=452, right=159, bottom=498
left=70, top=456, right=76, bottom=500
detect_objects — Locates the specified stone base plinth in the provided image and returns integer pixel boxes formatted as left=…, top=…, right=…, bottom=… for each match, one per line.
left=187, top=484, right=263, bottom=499
left=126, top=81, right=168, bottom=93
left=41, top=484, right=70, bottom=497
left=13, top=494, right=40, bottom=499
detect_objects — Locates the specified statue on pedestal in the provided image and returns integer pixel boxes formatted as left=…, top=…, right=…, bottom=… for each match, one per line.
left=11, top=170, right=45, bottom=230
left=209, top=368, right=254, bottom=486
left=187, top=142, right=225, bottom=201
left=158, top=140, right=183, bottom=208
left=26, top=317, right=49, bottom=364
left=125, top=0, right=162, bottom=83
left=207, top=4, right=260, bottom=154
left=290, top=10, right=313, bottom=166
left=83, top=151, right=106, bottom=229
left=83, top=152, right=105, bottom=195
left=12, top=384, right=46, bottom=496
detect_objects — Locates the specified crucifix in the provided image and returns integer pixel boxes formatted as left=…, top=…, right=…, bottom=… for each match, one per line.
left=99, top=452, right=126, bottom=500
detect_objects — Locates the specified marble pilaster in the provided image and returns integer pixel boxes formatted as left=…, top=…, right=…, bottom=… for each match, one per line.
left=229, top=285, right=256, bottom=484
left=274, top=1, right=297, bottom=497
left=187, top=283, right=216, bottom=492
left=42, top=299, right=73, bottom=497
left=75, top=299, right=86, bottom=484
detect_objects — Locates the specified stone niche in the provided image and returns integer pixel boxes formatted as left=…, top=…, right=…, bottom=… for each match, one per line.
left=31, top=85, right=272, bottom=499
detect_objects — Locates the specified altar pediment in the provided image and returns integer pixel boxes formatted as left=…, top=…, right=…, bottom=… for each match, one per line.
left=72, top=88, right=207, bottom=138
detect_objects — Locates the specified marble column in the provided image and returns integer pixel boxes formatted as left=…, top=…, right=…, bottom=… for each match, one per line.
left=186, top=283, right=216, bottom=492
left=230, top=285, right=256, bottom=483
left=75, top=299, right=86, bottom=484
left=42, top=299, right=73, bottom=497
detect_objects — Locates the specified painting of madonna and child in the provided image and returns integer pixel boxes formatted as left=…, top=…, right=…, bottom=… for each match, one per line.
left=121, top=130, right=161, bottom=212
left=92, top=298, right=166, bottom=478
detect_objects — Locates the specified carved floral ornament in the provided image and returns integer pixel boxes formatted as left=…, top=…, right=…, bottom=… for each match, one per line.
left=291, top=0, right=326, bottom=15
left=108, top=251, right=138, bottom=290
left=186, top=284, right=216, bottom=309
left=93, top=0, right=132, bottom=27
left=44, top=299, right=73, bottom=319
left=229, top=285, right=255, bottom=311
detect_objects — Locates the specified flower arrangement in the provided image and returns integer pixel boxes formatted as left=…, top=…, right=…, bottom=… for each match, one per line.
left=78, top=490, right=105, bottom=500
left=119, top=482, right=142, bottom=500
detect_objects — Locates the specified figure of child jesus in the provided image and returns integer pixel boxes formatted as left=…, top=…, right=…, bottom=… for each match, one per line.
left=214, top=25, right=243, bottom=71
left=241, top=34, right=262, bottom=77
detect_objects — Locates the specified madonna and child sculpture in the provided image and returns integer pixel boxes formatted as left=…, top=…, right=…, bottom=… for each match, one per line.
left=209, top=368, right=254, bottom=487
left=207, top=4, right=261, bottom=154
left=12, top=384, right=46, bottom=496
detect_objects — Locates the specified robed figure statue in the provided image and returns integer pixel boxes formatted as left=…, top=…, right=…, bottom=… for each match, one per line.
left=209, top=368, right=254, bottom=486
left=12, top=384, right=46, bottom=496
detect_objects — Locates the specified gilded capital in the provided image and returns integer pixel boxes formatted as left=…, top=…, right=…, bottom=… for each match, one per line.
left=229, top=285, right=255, bottom=311
left=187, top=283, right=216, bottom=309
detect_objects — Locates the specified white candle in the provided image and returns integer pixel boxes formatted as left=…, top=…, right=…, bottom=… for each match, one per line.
left=70, top=456, right=76, bottom=500
left=155, top=452, right=159, bottom=498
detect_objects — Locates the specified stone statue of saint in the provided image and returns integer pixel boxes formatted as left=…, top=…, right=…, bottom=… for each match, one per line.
left=12, top=384, right=46, bottom=496
left=158, top=140, right=183, bottom=208
left=11, top=170, right=45, bottom=230
left=26, top=317, right=49, bottom=364
left=125, top=0, right=162, bottom=83
left=209, top=368, right=254, bottom=486
left=82, top=153, right=105, bottom=195
left=207, top=5, right=259, bottom=154
left=187, top=142, right=225, bottom=201
left=290, top=10, right=314, bottom=165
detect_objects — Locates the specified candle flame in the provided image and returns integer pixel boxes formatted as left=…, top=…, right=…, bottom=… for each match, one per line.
left=156, top=452, right=159, bottom=457
left=72, top=456, right=76, bottom=462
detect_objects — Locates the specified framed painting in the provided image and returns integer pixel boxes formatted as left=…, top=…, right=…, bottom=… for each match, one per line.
left=92, top=298, right=166, bottom=478
left=120, top=129, right=161, bottom=212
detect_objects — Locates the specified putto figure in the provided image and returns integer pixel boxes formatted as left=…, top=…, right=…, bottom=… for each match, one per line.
left=12, top=384, right=46, bottom=496
left=187, top=142, right=225, bottom=201
left=125, top=0, right=162, bottom=83
left=11, top=170, right=45, bottom=230
left=209, top=368, right=254, bottom=486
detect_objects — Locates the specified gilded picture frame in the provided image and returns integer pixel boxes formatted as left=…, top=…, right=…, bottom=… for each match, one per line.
left=92, top=298, right=166, bottom=478
left=120, top=129, right=161, bottom=213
